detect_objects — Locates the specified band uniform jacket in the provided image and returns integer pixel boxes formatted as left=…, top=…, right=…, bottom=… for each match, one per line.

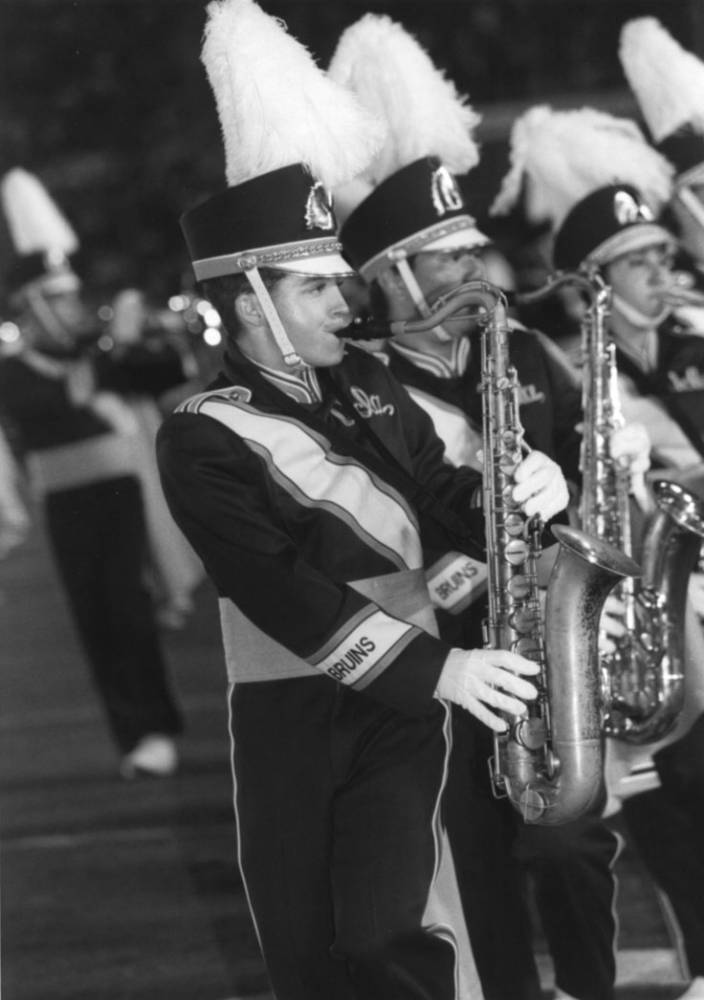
left=156, top=343, right=487, bottom=716
left=384, top=322, right=580, bottom=648
left=386, top=322, right=584, bottom=487
left=0, top=340, right=187, bottom=492
left=615, top=313, right=704, bottom=473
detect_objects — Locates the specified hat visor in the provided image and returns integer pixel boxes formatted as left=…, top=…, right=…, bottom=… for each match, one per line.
left=589, top=223, right=676, bottom=267
left=272, top=252, right=355, bottom=277
left=421, top=225, right=490, bottom=254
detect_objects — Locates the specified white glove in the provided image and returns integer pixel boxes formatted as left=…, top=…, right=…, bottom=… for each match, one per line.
left=598, top=593, right=627, bottom=656
left=688, top=572, right=704, bottom=618
left=512, top=450, right=569, bottom=521
left=610, top=422, right=651, bottom=478
left=435, top=647, right=539, bottom=732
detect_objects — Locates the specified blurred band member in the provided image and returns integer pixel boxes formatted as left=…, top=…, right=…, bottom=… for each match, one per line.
left=0, top=168, right=184, bottom=778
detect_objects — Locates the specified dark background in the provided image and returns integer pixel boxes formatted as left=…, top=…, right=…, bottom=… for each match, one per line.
left=1, top=0, right=702, bottom=306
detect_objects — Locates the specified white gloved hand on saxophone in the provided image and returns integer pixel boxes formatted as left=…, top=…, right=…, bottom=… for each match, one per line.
left=435, top=647, right=539, bottom=731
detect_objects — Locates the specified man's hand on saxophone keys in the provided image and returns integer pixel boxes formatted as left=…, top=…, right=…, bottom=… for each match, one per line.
left=435, top=648, right=540, bottom=732
left=610, top=422, right=652, bottom=508
left=598, top=594, right=628, bottom=655
left=512, top=451, right=570, bottom=521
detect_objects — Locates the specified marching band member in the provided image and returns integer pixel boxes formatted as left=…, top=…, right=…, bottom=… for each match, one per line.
left=0, top=168, right=184, bottom=778
left=620, top=16, right=704, bottom=307
left=332, top=18, right=647, bottom=1000
left=493, top=101, right=704, bottom=1000
left=156, top=1, right=571, bottom=997
left=107, top=287, right=204, bottom=629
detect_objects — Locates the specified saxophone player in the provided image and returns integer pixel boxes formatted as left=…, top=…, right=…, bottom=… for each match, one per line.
left=620, top=18, right=704, bottom=315
left=333, top=18, right=647, bottom=1000
left=493, top=101, right=704, bottom=1000
left=155, top=4, right=574, bottom=998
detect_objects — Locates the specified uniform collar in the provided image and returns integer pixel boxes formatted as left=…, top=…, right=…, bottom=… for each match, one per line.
left=613, top=327, right=659, bottom=374
left=223, top=344, right=323, bottom=404
left=251, top=357, right=323, bottom=404
left=390, top=336, right=470, bottom=379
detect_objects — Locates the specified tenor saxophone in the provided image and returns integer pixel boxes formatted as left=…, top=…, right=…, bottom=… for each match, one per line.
left=471, top=279, right=640, bottom=824
left=519, top=270, right=704, bottom=745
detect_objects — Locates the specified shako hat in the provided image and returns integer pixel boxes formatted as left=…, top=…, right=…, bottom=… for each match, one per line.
left=181, top=0, right=384, bottom=283
left=340, top=155, right=485, bottom=281
left=620, top=17, right=704, bottom=188
left=329, top=14, right=488, bottom=281
left=182, top=164, right=347, bottom=281
left=553, top=184, right=666, bottom=273
left=491, top=105, right=675, bottom=272
left=180, top=0, right=384, bottom=366
left=1, top=167, right=81, bottom=302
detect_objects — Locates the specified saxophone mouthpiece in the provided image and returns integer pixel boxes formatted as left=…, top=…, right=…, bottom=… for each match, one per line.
left=655, top=272, right=704, bottom=308
left=336, top=315, right=393, bottom=341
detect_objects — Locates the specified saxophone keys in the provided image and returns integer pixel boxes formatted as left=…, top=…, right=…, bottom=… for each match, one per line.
left=513, top=635, right=542, bottom=660
left=507, top=573, right=531, bottom=599
left=504, top=538, right=531, bottom=567
left=503, top=512, right=525, bottom=537
left=510, top=607, right=541, bottom=633
left=638, top=631, right=656, bottom=653
left=519, top=787, right=549, bottom=824
left=514, top=715, right=547, bottom=750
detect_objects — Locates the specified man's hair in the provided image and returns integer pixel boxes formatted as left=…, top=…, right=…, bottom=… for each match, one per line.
left=200, top=267, right=285, bottom=338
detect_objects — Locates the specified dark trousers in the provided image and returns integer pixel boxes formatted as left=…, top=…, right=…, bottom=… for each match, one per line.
left=46, top=475, right=182, bottom=753
left=444, top=706, right=620, bottom=1000
left=229, top=677, right=458, bottom=1000
left=622, top=712, right=704, bottom=978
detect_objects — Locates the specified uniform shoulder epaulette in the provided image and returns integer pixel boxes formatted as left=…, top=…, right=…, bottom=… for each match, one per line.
left=175, top=385, right=253, bottom=414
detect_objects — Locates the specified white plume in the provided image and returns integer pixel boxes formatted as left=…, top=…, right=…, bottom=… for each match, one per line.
left=490, top=105, right=674, bottom=230
left=620, top=17, right=704, bottom=142
left=328, top=13, right=481, bottom=185
left=1, top=168, right=79, bottom=257
left=201, top=0, right=386, bottom=191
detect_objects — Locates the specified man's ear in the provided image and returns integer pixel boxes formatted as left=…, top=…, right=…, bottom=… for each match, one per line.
left=234, top=290, right=265, bottom=328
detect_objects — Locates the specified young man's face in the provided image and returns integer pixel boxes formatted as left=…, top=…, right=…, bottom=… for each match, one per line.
left=410, top=248, right=486, bottom=338
left=605, top=243, right=675, bottom=319
left=29, top=288, right=95, bottom=352
left=268, top=273, right=351, bottom=367
left=412, top=248, right=486, bottom=304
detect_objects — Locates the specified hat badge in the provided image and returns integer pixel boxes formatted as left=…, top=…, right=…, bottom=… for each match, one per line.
left=431, top=166, right=464, bottom=217
left=305, top=181, right=334, bottom=232
left=613, top=189, right=654, bottom=226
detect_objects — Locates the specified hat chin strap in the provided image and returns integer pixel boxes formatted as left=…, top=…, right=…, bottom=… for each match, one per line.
left=245, top=266, right=303, bottom=369
left=611, top=291, right=670, bottom=330
left=25, top=286, right=75, bottom=352
left=394, top=257, right=452, bottom=343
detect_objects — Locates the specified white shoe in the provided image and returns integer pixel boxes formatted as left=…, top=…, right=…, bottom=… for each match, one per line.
left=120, top=734, right=178, bottom=779
left=678, top=978, right=704, bottom=1000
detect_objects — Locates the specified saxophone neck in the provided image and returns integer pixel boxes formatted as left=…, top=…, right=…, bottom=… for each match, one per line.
left=516, top=268, right=611, bottom=312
